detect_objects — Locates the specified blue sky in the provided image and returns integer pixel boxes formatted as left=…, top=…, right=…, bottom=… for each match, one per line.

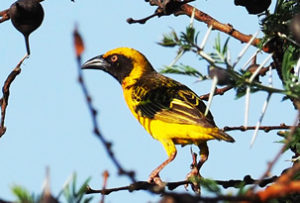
left=0, top=0, right=296, bottom=202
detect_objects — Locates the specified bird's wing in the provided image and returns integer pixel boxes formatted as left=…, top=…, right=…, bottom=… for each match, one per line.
left=132, top=74, right=216, bottom=128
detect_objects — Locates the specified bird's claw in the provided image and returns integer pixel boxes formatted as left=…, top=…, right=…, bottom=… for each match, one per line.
left=185, top=166, right=202, bottom=194
left=148, top=174, right=164, bottom=186
left=185, top=151, right=202, bottom=193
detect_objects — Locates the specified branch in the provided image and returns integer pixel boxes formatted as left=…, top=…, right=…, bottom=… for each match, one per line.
left=255, top=163, right=300, bottom=202
left=198, top=59, right=274, bottom=101
left=87, top=182, right=258, bottom=202
left=0, top=9, right=9, bottom=23
left=161, top=192, right=257, bottom=203
left=100, top=170, right=109, bottom=203
left=73, top=28, right=136, bottom=182
left=128, top=1, right=269, bottom=52
left=223, top=123, right=296, bottom=132
left=199, top=85, right=233, bottom=101
left=85, top=175, right=277, bottom=195
left=0, top=54, right=28, bottom=137
left=177, top=4, right=265, bottom=50
left=216, top=175, right=278, bottom=189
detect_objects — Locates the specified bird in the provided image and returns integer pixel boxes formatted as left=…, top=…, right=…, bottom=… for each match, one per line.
left=82, top=47, right=235, bottom=184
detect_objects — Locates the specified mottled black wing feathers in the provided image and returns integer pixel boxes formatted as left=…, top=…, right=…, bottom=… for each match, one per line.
left=133, top=73, right=216, bottom=127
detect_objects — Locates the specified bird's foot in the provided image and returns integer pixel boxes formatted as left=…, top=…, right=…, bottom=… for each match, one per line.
left=148, top=173, right=164, bottom=186
left=185, top=164, right=202, bottom=194
left=185, top=151, right=202, bottom=194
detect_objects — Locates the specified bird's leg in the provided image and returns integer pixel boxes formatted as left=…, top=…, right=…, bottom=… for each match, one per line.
left=148, top=151, right=176, bottom=185
left=186, top=142, right=209, bottom=193
left=197, top=142, right=209, bottom=170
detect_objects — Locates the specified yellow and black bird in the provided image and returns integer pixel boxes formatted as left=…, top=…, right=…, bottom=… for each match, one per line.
left=82, top=47, right=234, bottom=183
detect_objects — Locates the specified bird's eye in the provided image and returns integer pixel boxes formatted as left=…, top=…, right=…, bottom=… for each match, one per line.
left=110, top=55, right=118, bottom=62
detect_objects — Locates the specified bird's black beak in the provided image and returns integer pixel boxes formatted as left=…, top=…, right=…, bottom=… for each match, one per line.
left=81, top=55, right=111, bottom=70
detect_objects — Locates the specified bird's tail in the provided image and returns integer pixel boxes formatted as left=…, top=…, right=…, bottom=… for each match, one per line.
left=212, top=129, right=235, bottom=143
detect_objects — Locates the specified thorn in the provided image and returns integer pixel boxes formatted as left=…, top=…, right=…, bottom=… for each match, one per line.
left=204, top=76, right=218, bottom=116
left=250, top=93, right=272, bottom=147
left=168, top=49, right=184, bottom=67
left=244, top=87, right=251, bottom=128
left=189, top=7, right=196, bottom=27
left=199, top=25, right=213, bottom=50
left=233, top=30, right=260, bottom=68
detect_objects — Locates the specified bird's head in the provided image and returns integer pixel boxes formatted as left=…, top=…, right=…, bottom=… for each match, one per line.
left=82, top=47, right=154, bottom=84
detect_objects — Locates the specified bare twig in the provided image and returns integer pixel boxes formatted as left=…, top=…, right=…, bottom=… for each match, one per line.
left=223, top=123, right=297, bottom=132
left=0, top=9, right=9, bottom=23
left=73, top=27, right=136, bottom=182
left=0, top=54, right=28, bottom=137
left=199, top=85, right=233, bottom=101
left=100, top=171, right=109, bottom=203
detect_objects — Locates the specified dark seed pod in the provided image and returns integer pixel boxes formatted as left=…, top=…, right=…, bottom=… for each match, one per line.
left=9, top=0, right=44, bottom=55
left=234, top=0, right=271, bottom=15
left=290, top=14, right=300, bottom=44
left=208, top=66, right=235, bottom=86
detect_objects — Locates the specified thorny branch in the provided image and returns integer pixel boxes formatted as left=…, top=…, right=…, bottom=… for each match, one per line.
left=86, top=165, right=300, bottom=202
left=87, top=182, right=258, bottom=202
left=0, top=54, right=28, bottom=137
left=178, top=4, right=265, bottom=49
left=128, top=0, right=268, bottom=51
left=198, top=61, right=274, bottom=101
left=86, top=175, right=278, bottom=195
left=165, top=163, right=300, bottom=203
left=73, top=28, right=136, bottom=182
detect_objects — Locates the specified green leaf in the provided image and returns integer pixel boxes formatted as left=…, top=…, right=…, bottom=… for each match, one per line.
left=282, top=46, right=296, bottom=83
left=214, top=33, right=221, bottom=53
left=222, top=37, right=230, bottom=56
left=210, top=34, right=230, bottom=64
left=281, top=127, right=300, bottom=154
left=11, top=185, right=35, bottom=203
left=160, top=64, right=206, bottom=79
left=77, top=177, right=92, bottom=202
left=200, top=178, right=221, bottom=195
left=158, top=30, right=178, bottom=47
left=62, top=173, right=92, bottom=203
left=182, top=26, right=195, bottom=44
